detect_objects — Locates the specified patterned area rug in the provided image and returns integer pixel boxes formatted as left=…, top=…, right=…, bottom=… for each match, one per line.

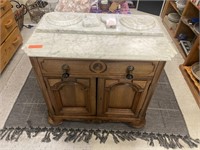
left=1, top=70, right=199, bottom=148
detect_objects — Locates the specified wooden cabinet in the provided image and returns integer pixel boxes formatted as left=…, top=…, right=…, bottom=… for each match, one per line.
left=0, top=0, right=22, bottom=73
left=179, top=38, right=199, bottom=108
left=30, top=57, right=165, bottom=128
left=161, top=0, right=199, bottom=59
left=0, top=0, right=12, bottom=17
left=162, top=0, right=200, bottom=108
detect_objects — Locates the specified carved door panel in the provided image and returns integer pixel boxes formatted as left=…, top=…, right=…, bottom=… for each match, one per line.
left=97, top=78, right=151, bottom=117
left=44, top=77, right=96, bottom=116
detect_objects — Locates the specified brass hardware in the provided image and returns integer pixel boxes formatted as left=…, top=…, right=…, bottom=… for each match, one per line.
left=90, top=60, right=107, bottom=73
left=126, top=66, right=134, bottom=79
left=62, top=64, right=70, bottom=79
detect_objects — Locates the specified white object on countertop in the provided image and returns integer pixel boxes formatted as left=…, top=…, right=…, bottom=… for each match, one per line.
left=106, top=18, right=117, bottom=28
left=101, top=16, right=112, bottom=23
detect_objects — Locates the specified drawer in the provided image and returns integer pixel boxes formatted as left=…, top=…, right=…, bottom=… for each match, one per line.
left=37, top=58, right=158, bottom=77
left=0, top=27, right=22, bottom=72
left=0, top=0, right=12, bottom=17
left=101, top=61, right=158, bottom=76
left=38, top=59, right=96, bottom=76
left=0, top=9, right=17, bottom=44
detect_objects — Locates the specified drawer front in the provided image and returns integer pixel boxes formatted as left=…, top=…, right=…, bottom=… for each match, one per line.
left=0, top=27, right=22, bottom=72
left=101, top=61, right=158, bottom=77
left=0, top=0, right=12, bottom=17
left=0, top=9, right=17, bottom=44
left=37, top=58, right=158, bottom=77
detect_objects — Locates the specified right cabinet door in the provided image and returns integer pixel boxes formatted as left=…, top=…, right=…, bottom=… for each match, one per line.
left=97, top=78, right=151, bottom=118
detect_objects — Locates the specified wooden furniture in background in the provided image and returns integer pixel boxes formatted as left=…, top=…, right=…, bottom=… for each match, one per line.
left=0, top=0, right=23, bottom=73
left=30, top=57, right=165, bottom=128
left=162, top=0, right=199, bottom=108
left=161, top=0, right=199, bottom=59
left=180, top=38, right=200, bottom=108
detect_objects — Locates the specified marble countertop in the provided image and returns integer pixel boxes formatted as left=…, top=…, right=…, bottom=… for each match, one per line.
left=23, top=12, right=177, bottom=61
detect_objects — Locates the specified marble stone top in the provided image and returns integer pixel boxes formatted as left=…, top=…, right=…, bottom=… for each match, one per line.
left=36, top=12, right=163, bottom=36
left=23, top=12, right=177, bottom=61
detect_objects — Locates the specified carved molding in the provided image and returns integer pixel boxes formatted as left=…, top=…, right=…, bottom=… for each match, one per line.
left=90, top=60, right=107, bottom=73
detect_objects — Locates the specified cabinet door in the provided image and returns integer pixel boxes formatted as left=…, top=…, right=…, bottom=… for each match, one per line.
left=44, top=77, right=96, bottom=116
left=97, top=78, right=151, bottom=117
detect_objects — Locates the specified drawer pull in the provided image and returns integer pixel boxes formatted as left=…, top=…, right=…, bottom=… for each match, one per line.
left=62, top=72, right=69, bottom=79
left=62, top=64, right=70, bottom=79
left=12, top=36, right=20, bottom=45
left=0, top=0, right=6, bottom=8
left=126, top=66, right=134, bottom=80
left=5, top=19, right=13, bottom=28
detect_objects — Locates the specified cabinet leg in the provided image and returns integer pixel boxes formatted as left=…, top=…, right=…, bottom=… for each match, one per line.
left=129, top=119, right=146, bottom=128
left=48, top=116, right=63, bottom=126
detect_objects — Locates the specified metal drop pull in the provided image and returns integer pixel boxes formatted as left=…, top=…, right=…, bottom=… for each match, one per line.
left=62, top=72, right=69, bottom=79
left=126, top=66, right=134, bottom=80
left=62, top=64, right=70, bottom=79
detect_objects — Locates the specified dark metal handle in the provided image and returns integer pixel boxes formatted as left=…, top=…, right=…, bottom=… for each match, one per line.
left=62, top=64, right=70, bottom=79
left=126, top=74, right=133, bottom=79
left=126, top=66, right=134, bottom=79
left=62, top=72, right=69, bottom=79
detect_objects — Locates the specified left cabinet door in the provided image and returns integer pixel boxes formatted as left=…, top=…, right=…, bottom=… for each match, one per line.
left=44, top=76, right=96, bottom=116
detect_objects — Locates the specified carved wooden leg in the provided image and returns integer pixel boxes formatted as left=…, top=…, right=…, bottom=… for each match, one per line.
left=48, top=116, right=63, bottom=126
left=128, top=119, right=146, bottom=128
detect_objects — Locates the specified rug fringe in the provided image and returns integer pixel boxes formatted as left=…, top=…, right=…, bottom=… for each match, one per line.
left=0, top=127, right=199, bottom=149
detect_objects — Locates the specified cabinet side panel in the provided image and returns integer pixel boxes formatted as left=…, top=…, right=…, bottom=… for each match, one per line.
left=139, top=61, right=166, bottom=117
left=29, top=57, right=55, bottom=116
